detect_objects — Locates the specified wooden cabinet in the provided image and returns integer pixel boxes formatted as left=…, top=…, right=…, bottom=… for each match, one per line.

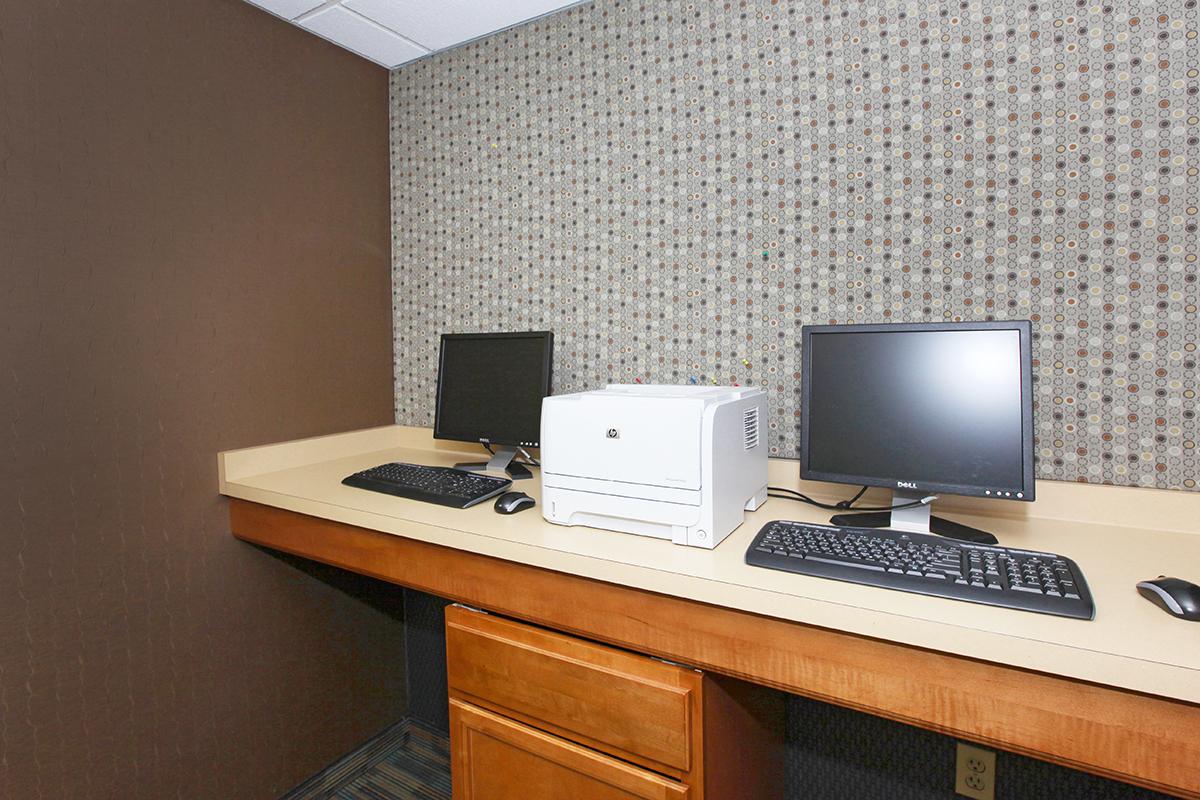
left=446, top=604, right=782, bottom=799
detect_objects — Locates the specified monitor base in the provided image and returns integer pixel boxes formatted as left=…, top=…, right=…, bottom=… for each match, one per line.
left=829, top=510, right=999, bottom=545
left=456, top=446, right=534, bottom=481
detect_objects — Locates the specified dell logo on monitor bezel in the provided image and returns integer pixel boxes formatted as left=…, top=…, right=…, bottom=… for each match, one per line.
left=897, top=480, right=918, bottom=489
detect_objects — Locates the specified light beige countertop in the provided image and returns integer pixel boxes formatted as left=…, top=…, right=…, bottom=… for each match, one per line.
left=219, top=425, right=1200, bottom=705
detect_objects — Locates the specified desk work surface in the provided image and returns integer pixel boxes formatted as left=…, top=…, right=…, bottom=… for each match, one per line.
left=218, top=425, right=1200, bottom=705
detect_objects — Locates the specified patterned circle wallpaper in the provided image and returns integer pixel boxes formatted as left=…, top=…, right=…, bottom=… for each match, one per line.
left=391, top=0, right=1198, bottom=490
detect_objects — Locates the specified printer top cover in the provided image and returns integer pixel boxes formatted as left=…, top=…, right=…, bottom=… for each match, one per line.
left=540, top=384, right=764, bottom=492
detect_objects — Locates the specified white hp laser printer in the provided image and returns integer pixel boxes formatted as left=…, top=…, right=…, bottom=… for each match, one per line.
left=539, top=385, right=768, bottom=549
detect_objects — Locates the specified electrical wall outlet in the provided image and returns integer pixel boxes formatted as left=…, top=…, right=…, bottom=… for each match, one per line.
left=955, top=742, right=996, bottom=800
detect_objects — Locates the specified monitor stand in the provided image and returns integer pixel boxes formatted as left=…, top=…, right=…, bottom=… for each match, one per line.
left=455, top=446, right=533, bottom=481
left=829, top=490, right=999, bottom=545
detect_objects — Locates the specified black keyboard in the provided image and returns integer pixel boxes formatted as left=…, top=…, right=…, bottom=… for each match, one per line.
left=342, top=462, right=512, bottom=509
left=745, top=520, right=1094, bottom=620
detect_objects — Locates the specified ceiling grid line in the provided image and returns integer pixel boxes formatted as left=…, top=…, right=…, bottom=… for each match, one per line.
left=243, top=0, right=592, bottom=69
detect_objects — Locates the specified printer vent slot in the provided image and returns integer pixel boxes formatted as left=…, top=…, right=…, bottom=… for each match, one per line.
left=743, top=407, right=760, bottom=450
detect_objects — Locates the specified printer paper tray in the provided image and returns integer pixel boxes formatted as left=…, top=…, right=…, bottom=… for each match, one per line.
left=541, top=473, right=701, bottom=506
left=542, top=484, right=703, bottom=544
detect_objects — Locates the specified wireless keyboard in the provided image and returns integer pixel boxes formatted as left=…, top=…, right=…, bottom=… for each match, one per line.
left=342, top=462, right=511, bottom=509
left=745, top=520, right=1094, bottom=620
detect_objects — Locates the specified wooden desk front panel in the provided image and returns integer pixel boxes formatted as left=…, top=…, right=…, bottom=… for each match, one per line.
left=229, top=499, right=1200, bottom=799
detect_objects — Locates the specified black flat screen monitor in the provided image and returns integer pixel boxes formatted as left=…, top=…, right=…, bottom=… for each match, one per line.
left=800, top=321, right=1035, bottom=503
left=433, top=331, right=553, bottom=450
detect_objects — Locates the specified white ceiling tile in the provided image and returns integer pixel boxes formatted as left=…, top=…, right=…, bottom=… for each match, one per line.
left=299, top=6, right=429, bottom=68
left=343, top=0, right=579, bottom=51
left=244, top=0, right=324, bottom=21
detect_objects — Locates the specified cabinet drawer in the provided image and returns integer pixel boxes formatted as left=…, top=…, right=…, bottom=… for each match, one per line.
left=450, top=699, right=689, bottom=800
left=445, top=605, right=701, bottom=776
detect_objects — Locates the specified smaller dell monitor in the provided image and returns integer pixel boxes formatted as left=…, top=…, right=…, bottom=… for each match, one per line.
left=800, top=321, right=1034, bottom=543
left=434, top=331, right=553, bottom=479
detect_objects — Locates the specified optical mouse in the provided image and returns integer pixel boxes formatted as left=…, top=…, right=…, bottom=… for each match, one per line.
left=1136, top=576, right=1200, bottom=621
left=494, top=491, right=536, bottom=515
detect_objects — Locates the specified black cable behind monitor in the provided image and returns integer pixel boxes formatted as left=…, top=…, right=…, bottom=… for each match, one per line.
left=766, top=485, right=933, bottom=513
left=767, top=485, right=998, bottom=545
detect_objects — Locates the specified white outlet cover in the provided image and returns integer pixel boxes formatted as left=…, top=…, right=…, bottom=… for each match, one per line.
left=955, top=742, right=996, bottom=800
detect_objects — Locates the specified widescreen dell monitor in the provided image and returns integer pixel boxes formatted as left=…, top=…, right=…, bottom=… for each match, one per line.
left=800, top=321, right=1034, bottom=543
left=434, top=331, right=553, bottom=480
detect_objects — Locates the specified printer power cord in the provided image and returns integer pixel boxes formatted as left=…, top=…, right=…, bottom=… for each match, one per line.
left=767, top=485, right=937, bottom=513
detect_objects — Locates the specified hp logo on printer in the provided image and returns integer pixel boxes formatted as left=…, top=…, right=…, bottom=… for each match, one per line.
left=897, top=480, right=918, bottom=489
left=606, top=428, right=620, bottom=439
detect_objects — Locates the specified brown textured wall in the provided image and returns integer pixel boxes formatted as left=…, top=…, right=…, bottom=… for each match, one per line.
left=0, top=1, right=403, bottom=798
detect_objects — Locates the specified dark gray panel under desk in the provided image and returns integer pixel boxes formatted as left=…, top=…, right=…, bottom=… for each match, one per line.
left=785, top=694, right=1170, bottom=799
left=404, top=589, right=452, bottom=732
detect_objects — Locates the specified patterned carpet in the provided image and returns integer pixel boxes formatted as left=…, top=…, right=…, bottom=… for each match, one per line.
left=281, top=718, right=451, bottom=800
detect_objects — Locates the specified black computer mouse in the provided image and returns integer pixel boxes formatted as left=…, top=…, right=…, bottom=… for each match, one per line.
left=494, top=491, right=536, bottom=515
left=1136, top=576, right=1200, bottom=621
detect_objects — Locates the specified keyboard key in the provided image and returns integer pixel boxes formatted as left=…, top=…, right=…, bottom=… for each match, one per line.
left=806, top=555, right=886, bottom=572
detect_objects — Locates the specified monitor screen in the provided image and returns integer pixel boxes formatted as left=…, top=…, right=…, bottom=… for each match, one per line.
left=801, top=321, right=1034, bottom=500
left=434, top=332, right=553, bottom=448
